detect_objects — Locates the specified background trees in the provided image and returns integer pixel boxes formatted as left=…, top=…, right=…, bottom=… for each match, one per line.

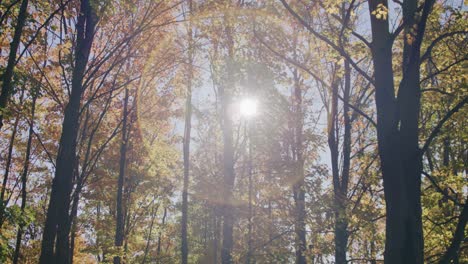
left=0, top=0, right=465, bottom=263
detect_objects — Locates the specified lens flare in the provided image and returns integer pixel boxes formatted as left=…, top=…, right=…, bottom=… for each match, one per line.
left=239, top=98, right=258, bottom=117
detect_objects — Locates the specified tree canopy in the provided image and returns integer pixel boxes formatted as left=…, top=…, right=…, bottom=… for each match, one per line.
left=0, top=0, right=466, bottom=263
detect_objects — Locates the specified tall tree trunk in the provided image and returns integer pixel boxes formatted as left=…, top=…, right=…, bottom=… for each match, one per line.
left=114, top=88, right=129, bottom=264
left=328, top=71, right=347, bottom=264
left=0, top=112, right=20, bottom=227
left=292, top=67, right=306, bottom=264
left=96, top=202, right=102, bottom=262
left=368, top=1, right=408, bottom=259
left=181, top=0, right=194, bottom=262
left=246, top=119, right=254, bottom=264
left=0, top=0, right=28, bottom=129
left=213, top=207, right=219, bottom=264
left=334, top=61, right=351, bottom=264
left=69, top=182, right=82, bottom=264
left=220, top=13, right=236, bottom=264
left=156, top=207, right=167, bottom=264
left=39, top=1, right=97, bottom=263
left=397, top=1, right=426, bottom=262
left=12, top=92, right=36, bottom=264
left=439, top=197, right=468, bottom=264
left=0, top=89, right=24, bottom=227
left=142, top=203, right=158, bottom=264
left=368, top=0, right=432, bottom=263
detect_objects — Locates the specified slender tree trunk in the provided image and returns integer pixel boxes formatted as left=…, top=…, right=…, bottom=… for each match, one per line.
left=220, top=13, right=236, bottom=264
left=156, top=207, right=167, bottom=264
left=114, top=88, right=129, bottom=264
left=439, top=198, right=468, bottom=264
left=246, top=119, right=254, bottom=264
left=96, top=202, right=102, bottom=262
left=69, top=182, right=82, bottom=264
left=213, top=207, right=219, bottom=264
left=0, top=112, right=20, bottom=227
left=334, top=61, right=351, bottom=264
left=0, top=89, right=25, bottom=228
left=0, top=0, right=28, bottom=129
left=328, top=72, right=347, bottom=264
left=292, top=67, right=306, bottom=264
left=142, top=203, right=158, bottom=264
left=40, top=1, right=97, bottom=262
left=181, top=1, right=194, bottom=261
left=12, top=92, right=36, bottom=264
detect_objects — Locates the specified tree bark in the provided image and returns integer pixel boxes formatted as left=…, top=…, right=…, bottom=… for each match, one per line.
left=39, top=1, right=97, bottom=263
left=368, top=1, right=430, bottom=263
left=0, top=111, right=20, bottom=227
left=114, top=87, right=129, bottom=264
left=439, top=199, right=468, bottom=264
left=69, top=182, right=81, bottom=264
left=0, top=0, right=28, bottom=129
left=368, top=2, right=408, bottom=263
left=181, top=1, right=194, bottom=262
left=332, top=61, right=351, bottom=264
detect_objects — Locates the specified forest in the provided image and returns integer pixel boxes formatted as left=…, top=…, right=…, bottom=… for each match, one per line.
left=0, top=0, right=466, bottom=263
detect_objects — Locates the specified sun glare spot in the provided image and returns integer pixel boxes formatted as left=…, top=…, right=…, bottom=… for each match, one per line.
left=239, top=98, right=258, bottom=118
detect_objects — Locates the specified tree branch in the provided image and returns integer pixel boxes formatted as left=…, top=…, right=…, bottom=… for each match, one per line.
left=420, top=96, right=467, bottom=155
left=279, top=0, right=374, bottom=85
left=421, top=31, right=468, bottom=62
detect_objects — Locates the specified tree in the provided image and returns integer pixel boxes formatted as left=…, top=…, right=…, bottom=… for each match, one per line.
left=279, top=1, right=467, bottom=263
left=12, top=87, right=37, bottom=264
left=40, top=0, right=98, bottom=262
left=181, top=1, right=195, bottom=263
left=0, top=0, right=28, bottom=129
left=0, top=0, right=465, bottom=263
left=114, top=87, right=129, bottom=264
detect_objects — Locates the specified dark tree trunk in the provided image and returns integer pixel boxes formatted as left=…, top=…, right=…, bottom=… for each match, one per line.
left=0, top=89, right=24, bottom=227
left=69, top=182, right=82, bottom=264
left=181, top=1, right=194, bottom=261
left=332, top=61, right=351, bottom=264
left=96, top=202, right=102, bottom=262
left=368, top=2, right=409, bottom=260
left=439, top=199, right=468, bottom=264
left=39, top=1, right=97, bottom=263
left=0, top=0, right=28, bottom=129
left=114, top=88, right=129, bottom=264
left=0, top=112, right=20, bottom=227
left=156, top=207, right=167, bottom=264
left=328, top=75, right=348, bottom=264
left=12, top=92, right=36, bottom=264
left=142, top=203, right=158, bottom=264
left=368, top=2, right=407, bottom=263
left=367, top=1, right=432, bottom=263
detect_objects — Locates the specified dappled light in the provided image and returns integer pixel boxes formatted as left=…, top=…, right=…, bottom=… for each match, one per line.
left=0, top=0, right=466, bottom=263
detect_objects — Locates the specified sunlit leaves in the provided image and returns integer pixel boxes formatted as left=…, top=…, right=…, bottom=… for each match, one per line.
left=371, top=3, right=388, bottom=20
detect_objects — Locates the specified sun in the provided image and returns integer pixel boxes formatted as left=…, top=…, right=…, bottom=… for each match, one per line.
left=239, top=98, right=258, bottom=118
